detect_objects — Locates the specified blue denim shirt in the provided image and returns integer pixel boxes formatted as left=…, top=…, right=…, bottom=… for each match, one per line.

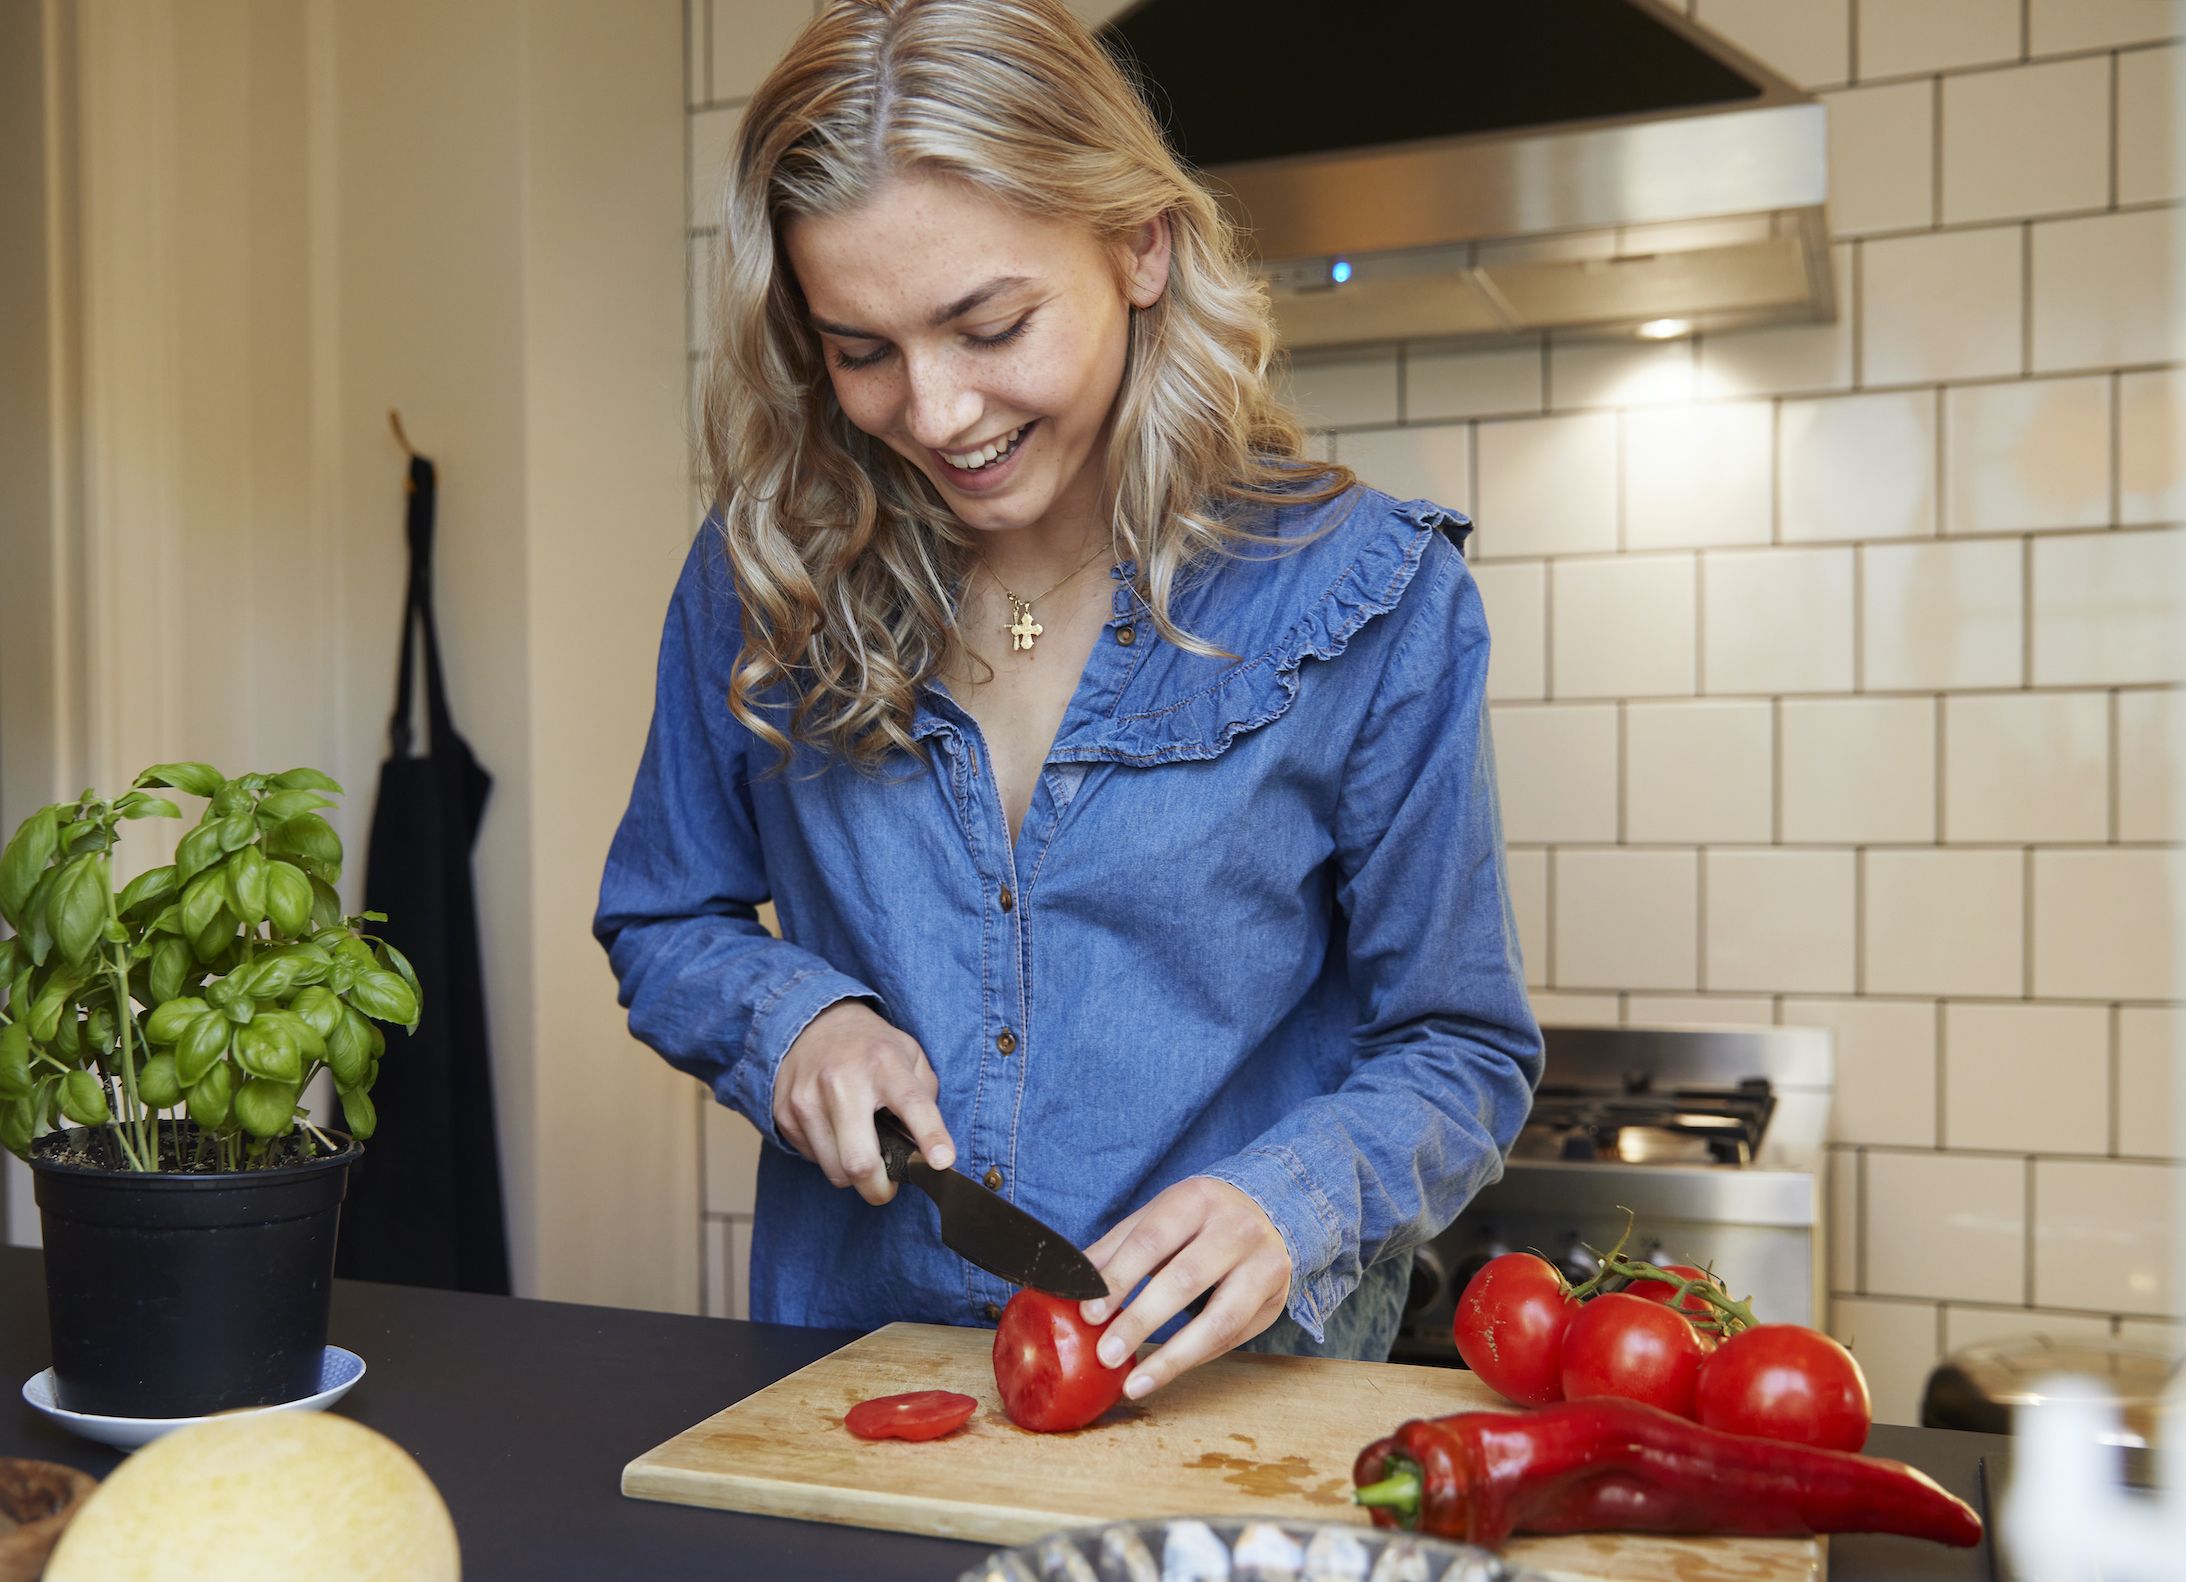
left=594, top=484, right=1541, bottom=1352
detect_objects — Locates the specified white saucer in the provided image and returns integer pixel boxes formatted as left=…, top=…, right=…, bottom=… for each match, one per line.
left=21, top=1346, right=366, bottom=1450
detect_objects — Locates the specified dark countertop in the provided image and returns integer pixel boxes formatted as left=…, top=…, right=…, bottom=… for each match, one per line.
left=1, top=1246, right=2007, bottom=1579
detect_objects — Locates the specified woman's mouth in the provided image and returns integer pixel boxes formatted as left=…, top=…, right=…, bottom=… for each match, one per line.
left=933, top=421, right=1036, bottom=491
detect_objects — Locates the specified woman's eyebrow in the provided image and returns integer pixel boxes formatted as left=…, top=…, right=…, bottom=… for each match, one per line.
left=808, top=275, right=1035, bottom=339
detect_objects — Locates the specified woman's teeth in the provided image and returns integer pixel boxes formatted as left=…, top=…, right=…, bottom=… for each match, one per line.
left=941, top=424, right=1028, bottom=470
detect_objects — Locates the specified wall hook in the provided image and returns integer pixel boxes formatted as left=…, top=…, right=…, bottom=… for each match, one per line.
left=389, top=408, right=419, bottom=494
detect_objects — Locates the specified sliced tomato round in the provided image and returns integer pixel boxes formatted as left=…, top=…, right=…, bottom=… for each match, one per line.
left=843, top=1389, right=979, bottom=1442
left=993, top=1289, right=1128, bottom=1433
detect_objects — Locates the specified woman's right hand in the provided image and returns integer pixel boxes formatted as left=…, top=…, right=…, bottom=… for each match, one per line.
left=772, top=1001, right=956, bottom=1204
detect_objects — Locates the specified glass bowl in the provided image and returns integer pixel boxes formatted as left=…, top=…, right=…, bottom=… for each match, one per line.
left=955, top=1516, right=1546, bottom=1582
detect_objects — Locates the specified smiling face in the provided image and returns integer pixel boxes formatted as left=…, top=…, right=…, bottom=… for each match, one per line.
left=783, top=170, right=1169, bottom=546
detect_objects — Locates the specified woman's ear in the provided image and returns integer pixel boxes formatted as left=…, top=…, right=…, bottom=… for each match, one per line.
left=1121, top=214, right=1173, bottom=309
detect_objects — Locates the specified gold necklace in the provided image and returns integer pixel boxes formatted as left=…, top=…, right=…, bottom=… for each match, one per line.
left=983, top=543, right=1112, bottom=654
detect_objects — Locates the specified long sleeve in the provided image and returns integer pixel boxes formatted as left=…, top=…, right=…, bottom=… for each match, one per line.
left=593, top=527, right=881, bottom=1149
left=1195, top=533, right=1543, bottom=1341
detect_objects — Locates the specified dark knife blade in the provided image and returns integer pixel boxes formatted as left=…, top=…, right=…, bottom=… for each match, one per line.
left=876, top=1111, right=1108, bottom=1302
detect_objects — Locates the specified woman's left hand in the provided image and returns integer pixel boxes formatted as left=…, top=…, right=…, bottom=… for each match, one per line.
left=1077, top=1177, right=1293, bottom=1400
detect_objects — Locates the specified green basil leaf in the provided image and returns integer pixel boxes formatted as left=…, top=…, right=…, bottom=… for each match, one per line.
left=173, top=821, right=228, bottom=887
left=186, top=1059, right=233, bottom=1128
left=135, top=762, right=223, bottom=798
left=256, top=1008, right=326, bottom=1066
left=255, top=789, right=337, bottom=824
left=117, top=794, right=182, bottom=821
left=1, top=1092, right=35, bottom=1157
left=290, top=986, right=343, bottom=1041
left=325, top=1008, right=368, bottom=1086
left=190, top=902, right=235, bottom=964
left=0, top=807, right=60, bottom=926
left=265, top=861, right=313, bottom=937
left=48, top=854, right=109, bottom=968
left=215, top=813, right=257, bottom=853
left=27, top=969, right=79, bottom=1045
left=118, top=863, right=176, bottom=918
left=310, top=877, right=343, bottom=931
left=226, top=846, right=269, bottom=927
left=59, top=1069, right=110, bottom=1127
left=136, top=1052, right=182, bottom=1109
left=145, top=996, right=212, bottom=1046
left=176, top=1011, right=231, bottom=1085
left=0, top=1021, right=30, bottom=1099
left=346, top=970, right=418, bottom=1028
left=337, top=1085, right=376, bottom=1140
left=235, top=1017, right=302, bottom=1083
left=375, top=941, right=423, bottom=1007
left=232, top=1076, right=298, bottom=1139
left=269, top=767, right=343, bottom=794
left=180, top=870, right=226, bottom=941
left=150, top=936, right=193, bottom=1004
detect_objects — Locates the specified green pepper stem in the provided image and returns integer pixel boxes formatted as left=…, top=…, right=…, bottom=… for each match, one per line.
left=1353, top=1459, right=1422, bottom=1525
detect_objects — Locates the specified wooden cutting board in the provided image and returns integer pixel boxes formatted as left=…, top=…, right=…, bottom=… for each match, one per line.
left=623, top=1323, right=1822, bottom=1581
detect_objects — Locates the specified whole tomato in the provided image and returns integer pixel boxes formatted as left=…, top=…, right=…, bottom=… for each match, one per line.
left=1452, top=1252, right=1578, bottom=1406
left=992, top=1289, right=1129, bottom=1433
left=1696, top=1324, right=1873, bottom=1452
left=1626, top=1262, right=1724, bottom=1320
left=1560, top=1291, right=1709, bottom=1417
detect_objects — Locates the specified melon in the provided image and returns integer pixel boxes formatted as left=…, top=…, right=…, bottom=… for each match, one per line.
left=44, top=1413, right=459, bottom=1581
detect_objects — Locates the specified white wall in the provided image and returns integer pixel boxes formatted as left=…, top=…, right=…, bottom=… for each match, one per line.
left=1294, top=0, right=2182, bottom=1423
left=2, top=0, right=699, bottom=1313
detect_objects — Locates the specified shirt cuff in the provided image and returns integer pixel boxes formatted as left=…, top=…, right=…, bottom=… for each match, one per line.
left=1195, top=1146, right=1351, bottom=1345
left=725, top=965, right=885, bottom=1151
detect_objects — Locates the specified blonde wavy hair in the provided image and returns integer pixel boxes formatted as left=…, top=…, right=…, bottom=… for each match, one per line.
left=704, top=0, right=1350, bottom=768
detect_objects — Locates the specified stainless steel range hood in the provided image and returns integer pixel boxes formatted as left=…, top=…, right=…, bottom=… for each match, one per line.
left=1100, top=0, right=1833, bottom=350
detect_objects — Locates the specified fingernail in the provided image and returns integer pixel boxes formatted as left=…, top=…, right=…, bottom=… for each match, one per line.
left=931, top=1146, right=954, bottom=1170
left=1082, top=1300, right=1107, bottom=1324
left=1124, top=1372, right=1153, bottom=1400
left=1098, top=1339, right=1123, bottom=1369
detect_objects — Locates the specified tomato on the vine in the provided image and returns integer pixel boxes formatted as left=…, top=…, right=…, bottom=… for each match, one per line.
left=1452, top=1252, right=1578, bottom=1406
left=843, top=1390, right=978, bottom=1442
left=992, top=1289, right=1128, bottom=1433
left=1626, top=1262, right=1724, bottom=1320
left=1696, top=1324, right=1872, bottom=1452
left=1560, top=1291, right=1709, bottom=1417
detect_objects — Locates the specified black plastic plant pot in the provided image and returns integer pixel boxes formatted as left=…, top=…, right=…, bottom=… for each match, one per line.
left=28, top=1127, right=362, bottom=1418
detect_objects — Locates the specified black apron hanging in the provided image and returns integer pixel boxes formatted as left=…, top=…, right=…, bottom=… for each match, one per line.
left=335, top=452, right=512, bottom=1295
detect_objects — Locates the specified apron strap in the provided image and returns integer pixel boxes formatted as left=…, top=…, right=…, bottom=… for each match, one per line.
left=387, top=455, right=458, bottom=758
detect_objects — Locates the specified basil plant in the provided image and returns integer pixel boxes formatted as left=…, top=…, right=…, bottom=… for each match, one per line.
left=0, top=763, right=420, bottom=1171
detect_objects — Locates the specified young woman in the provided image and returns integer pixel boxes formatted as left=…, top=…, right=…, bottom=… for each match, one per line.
left=595, top=0, right=1540, bottom=1402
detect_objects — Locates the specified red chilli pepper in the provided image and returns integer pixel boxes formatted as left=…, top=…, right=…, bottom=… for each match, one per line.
left=1352, top=1398, right=1981, bottom=1550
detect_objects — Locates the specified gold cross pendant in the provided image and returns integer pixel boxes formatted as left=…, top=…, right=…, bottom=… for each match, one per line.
left=1005, top=596, right=1043, bottom=653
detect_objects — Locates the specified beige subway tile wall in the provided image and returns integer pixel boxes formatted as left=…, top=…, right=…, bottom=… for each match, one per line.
left=678, top=0, right=2184, bottom=1422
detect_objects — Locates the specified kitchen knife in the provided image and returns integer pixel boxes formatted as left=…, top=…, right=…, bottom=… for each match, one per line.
left=875, top=1110, right=1108, bottom=1302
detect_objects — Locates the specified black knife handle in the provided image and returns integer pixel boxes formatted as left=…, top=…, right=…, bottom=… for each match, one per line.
left=874, top=1109, right=920, bottom=1183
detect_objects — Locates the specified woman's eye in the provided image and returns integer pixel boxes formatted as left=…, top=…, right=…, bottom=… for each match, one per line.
left=969, top=314, right=1034, bottom=349
left=831, top=342, right=891, bottom=372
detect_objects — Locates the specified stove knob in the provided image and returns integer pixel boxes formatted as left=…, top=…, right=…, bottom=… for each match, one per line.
left=1446, top=1233, right=1513, bottom=1299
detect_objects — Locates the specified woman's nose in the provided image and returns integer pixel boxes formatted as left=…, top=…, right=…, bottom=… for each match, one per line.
left=901, top=355, right=980, bottom=451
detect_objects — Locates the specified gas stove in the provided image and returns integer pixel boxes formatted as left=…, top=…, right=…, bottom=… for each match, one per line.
left=1393, top=1023, right=1833, bottom=1366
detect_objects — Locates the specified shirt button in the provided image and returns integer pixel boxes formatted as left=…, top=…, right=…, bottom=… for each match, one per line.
left=998, top=885, right=1014, bottom=913
left=995, top=1027, right=1017, bottom=1055
left=983, top=1166, right=1004, bottom=1191
left=983, top=1302, right=1002, bottom=1322
left=1115, top=625, right=1137, bottom=646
